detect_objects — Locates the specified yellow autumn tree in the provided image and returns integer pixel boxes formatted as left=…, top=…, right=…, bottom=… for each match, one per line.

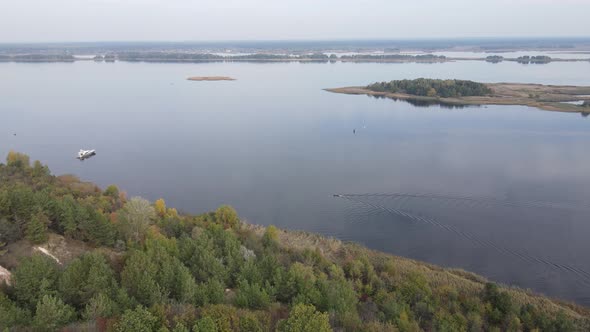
left=6, top=151, right=30, bottom=168
left=154, top=199, right=166, bottom=217
left=166, top=208, right=178, bottom=218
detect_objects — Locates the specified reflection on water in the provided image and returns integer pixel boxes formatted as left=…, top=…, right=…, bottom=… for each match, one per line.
left=1, top=60, right=590, bottom=305
left=369, top=94, right=472, bottom=109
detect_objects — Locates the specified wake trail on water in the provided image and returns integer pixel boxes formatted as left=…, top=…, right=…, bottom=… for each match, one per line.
left=341, top=192, right=590, bottom=213
left=335, top=194, right=590, bottom=282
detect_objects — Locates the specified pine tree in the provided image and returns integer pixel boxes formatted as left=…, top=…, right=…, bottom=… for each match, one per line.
left=34, top=295, right=76, bottom=331
left=26, top=211, right=49, bottom=244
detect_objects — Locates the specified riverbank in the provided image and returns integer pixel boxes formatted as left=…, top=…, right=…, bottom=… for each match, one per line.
left=326, top=83, right=590, bottom=113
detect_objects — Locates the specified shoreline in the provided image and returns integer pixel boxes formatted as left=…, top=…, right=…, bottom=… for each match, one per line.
left=1, top=56, right=590, bottom=64
left=325, top=83, right=590, bottom=113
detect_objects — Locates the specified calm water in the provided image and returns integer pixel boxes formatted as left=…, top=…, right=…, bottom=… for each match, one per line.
left=2, top=60, right=590, bottom=305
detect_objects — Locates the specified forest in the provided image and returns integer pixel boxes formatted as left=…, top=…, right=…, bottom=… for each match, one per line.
left=0, top=151, right=588, bottom=331
left=366, top=79, right=492, bottom=98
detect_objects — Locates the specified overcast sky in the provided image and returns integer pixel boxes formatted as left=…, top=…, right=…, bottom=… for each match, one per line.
left=1, top=0, right=589, bottom=42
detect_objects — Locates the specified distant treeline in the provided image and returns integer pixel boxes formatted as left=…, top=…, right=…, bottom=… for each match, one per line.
left=516, top=55, right=552, bottom=64
left=485, top=55, right=504, bottom=63
left=0, top=54, right=75, bottom=62
left=367, top=78, right=492, bottom=98
left=96, top=52, right=446, bottom=63
left=340, top=54, right=446, bottom=61
left=485, top=55, right=553, bottom=64
left=113, top=52, right=332, bottom=62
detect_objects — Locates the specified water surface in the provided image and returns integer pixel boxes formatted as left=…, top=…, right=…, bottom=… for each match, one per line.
left=2, top=60, right=590, bottom=305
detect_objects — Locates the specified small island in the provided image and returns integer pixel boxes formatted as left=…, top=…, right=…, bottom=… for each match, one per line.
left=187, top=76, right=236, bottom=81
left=326, top=78, right=590, bottom=113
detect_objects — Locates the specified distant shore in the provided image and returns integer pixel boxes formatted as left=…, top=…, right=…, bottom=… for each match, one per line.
left=2, top=54, right=589, bottom=64
left=187, top=76, right=236, bottom=81
left=326, top=83, right=590, bottom=113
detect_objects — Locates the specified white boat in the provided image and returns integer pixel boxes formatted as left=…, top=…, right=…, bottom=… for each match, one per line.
left=77, top=149, right=96, bottom=160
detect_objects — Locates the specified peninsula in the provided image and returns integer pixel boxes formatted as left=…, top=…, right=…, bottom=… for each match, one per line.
left=187, top=76, right=236, bottom=81
left=326, top=78, right=590, bottom=113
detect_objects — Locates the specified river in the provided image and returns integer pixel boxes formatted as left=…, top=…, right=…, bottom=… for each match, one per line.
left=2, top=59, right=590, bottom=305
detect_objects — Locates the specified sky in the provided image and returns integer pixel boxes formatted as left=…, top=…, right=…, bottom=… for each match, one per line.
left=1, top=0, right=589, bottom=42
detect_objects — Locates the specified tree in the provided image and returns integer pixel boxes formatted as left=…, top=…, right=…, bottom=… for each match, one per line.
left=235, top=280, right=270, bottom=310
left=0, top=292, right=31, bottom=330
left=83, top=292, right=118, bottom=320
left=239, top=312, right=265, bottom=332
left=32, top=160, right=50, bottom=178
left=193, top=316, right=217, bottom=332
left=279, top=304, right=332, bottom=332
left=26, top=210, right=49, bottom=244
left=155, top=198, right=167, bottom=217
left=6, top=150, right=30, bottom=169
left=118, top=197, right=156, bottom=243
left=104, top=185, right=119, bottom=198
left=121, top=250, right=165, bottom=307
left=199, top=304, right=240, bottom=332
left=316, top=278, right=358, bottom=323
left=56, top=196, right=77, bottom=237
left=58, top=251, right=118, bottom=308
left=12, top=254, right=59, bottom=310
left=215, top=205, right=239, bottom=229
left=115, top=306, right=160, bottom=332
left=78, top=206, right=115, bottom=246
left=33, top=295, right=76, bottom=331
left=262, top=225, right=279, bottom=248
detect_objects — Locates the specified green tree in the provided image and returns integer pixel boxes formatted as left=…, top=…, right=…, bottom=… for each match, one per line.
left=215, top=205, right=239, bottom=229
left=12, top=254, right=59, bottom=310
left=279, top=304, right=332, bottom=332
left=26, top=210, right=49, bottom=244
left=32, top=160, right=50, bottom=178
left=0, top=292, right=31, bottom=330
left=78, top=206, right=115, bottom=245
left=121, top=250, right=165, bottom=306
left=239, top=311, right=264, bottom=332
left=115, top=306, right=160, bottom=332
left=199, top=304, right=240, bottom=332
left=33, top=295, right=76, bottom=331
left=104, top=185, right=120, bottom=198
left=193, top=316, right=217, bottom=332
left=83, top=292, right=118, bottom=320
left=58, top=251, right=118, bottom=308
left=56, top=196, right=77, bottom=237
left=235, top=280, right=270, bottom=309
